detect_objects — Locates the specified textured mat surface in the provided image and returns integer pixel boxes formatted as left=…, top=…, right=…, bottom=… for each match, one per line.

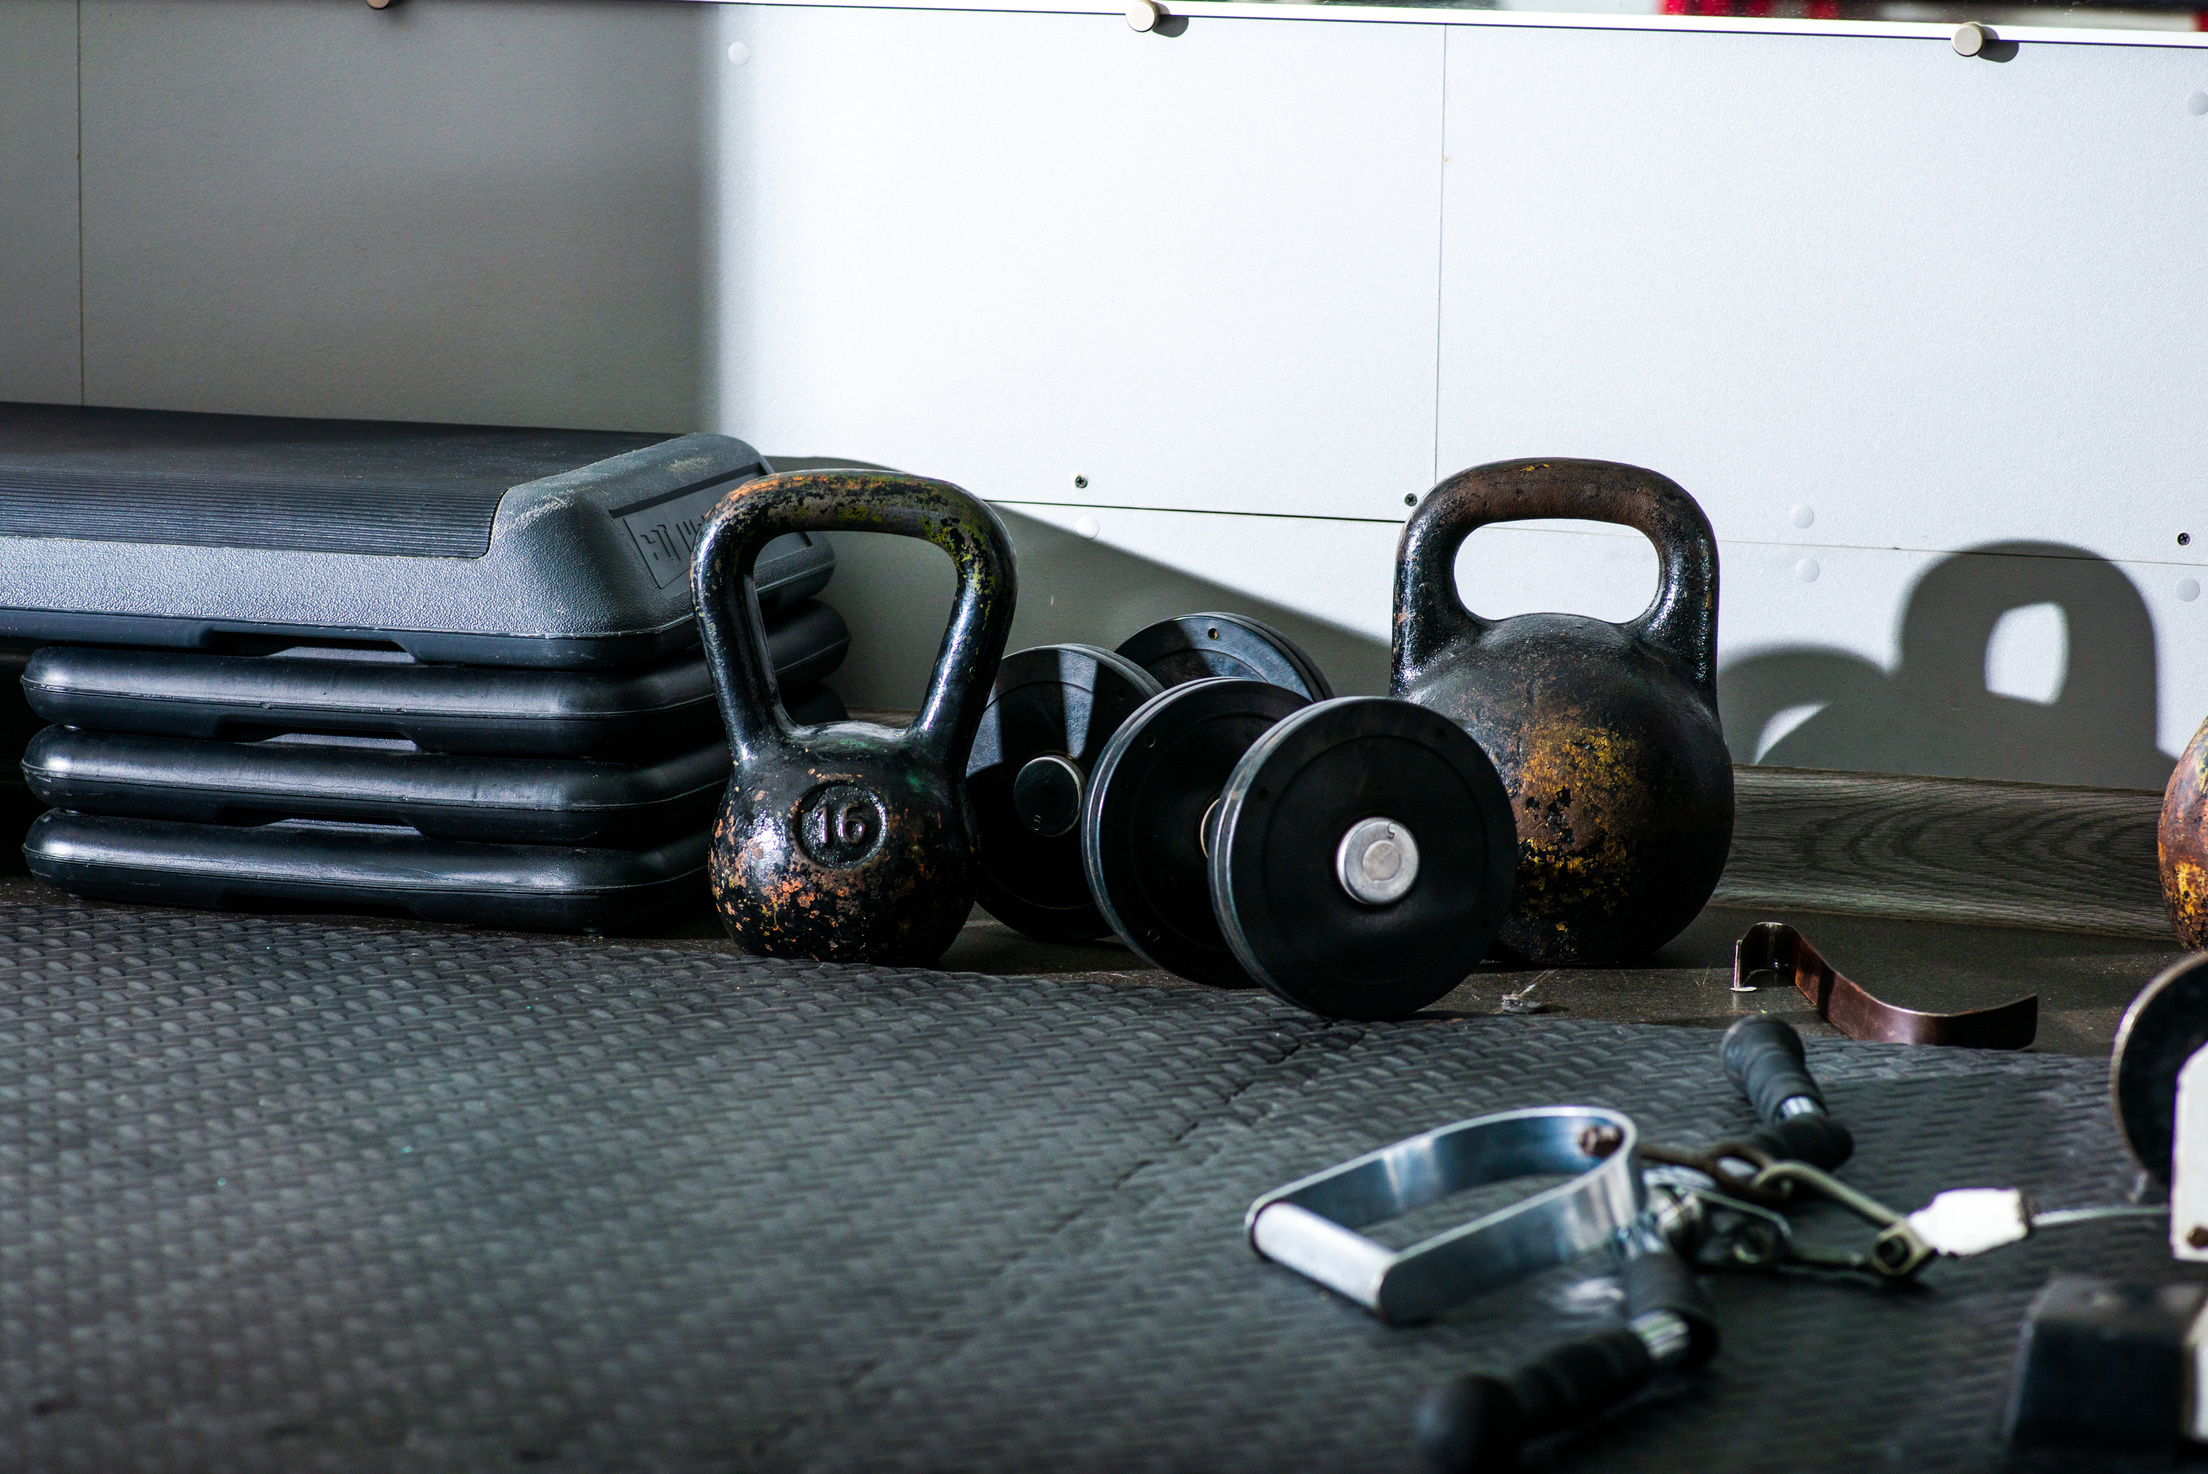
left=0, top=904, right=2183, bottom=1473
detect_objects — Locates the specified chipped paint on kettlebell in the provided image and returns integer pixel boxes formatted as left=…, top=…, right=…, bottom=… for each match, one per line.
left=1392, top=459, right=1734, bottom=966
left=692, top=470, right=1017, bottom=966
left=1509, top=721, right=1652, bottom=941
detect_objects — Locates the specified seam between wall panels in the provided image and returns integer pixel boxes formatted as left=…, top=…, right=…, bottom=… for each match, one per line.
left=990, top=506, right=2208, bottom=570
left=1431, top=23, right=1445, bottom=493
left=75, top=0, right=84, bottom=405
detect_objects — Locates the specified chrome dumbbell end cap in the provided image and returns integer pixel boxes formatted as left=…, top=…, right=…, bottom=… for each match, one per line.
left=1335, top=817, right=1419, bottom=906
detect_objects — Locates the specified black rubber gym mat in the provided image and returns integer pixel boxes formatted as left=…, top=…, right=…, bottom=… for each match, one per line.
left=0, top=905, right=2177, bottom=1473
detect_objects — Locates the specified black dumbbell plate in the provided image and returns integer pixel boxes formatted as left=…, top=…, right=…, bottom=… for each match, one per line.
left=1116, top=613, right=1333, bottom=701
left=1211, top=697, right=1515, bottom=1021
left=1082, top=678, right=1310, bottom=987
left=965, top=645, right=1161, bottom=941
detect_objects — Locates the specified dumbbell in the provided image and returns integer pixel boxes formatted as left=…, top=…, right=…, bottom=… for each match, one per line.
left=964, top=616, right=1332, bottom=942
left=1082, top=677, right=1517, bottom=1020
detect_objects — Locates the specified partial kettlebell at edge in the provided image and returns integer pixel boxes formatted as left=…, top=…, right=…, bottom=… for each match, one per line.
left=692, top=470, right=1017, bottom=965
left=2160, top=715, right=2208, bottom=947
left=1391, top=458, right=1733, bottom=966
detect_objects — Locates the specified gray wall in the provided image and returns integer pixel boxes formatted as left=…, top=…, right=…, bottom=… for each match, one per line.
left=74, top=0, right=714, bottom=430
left=0, top=0, right=81, bottom=405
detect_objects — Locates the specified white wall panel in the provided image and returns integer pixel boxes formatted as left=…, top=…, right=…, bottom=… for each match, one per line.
left=710, top=5, right=1443, bottom=521
left=1439, top=25, right=2208, bottom=570
left=1437, top=24, right=2208, bottom=785
left=0, top=0, right=82, bottom=405
left=78, top=0, right=713, bottom=429
left=1002, top=503, right=1398, bottom=643
left=1719, top=538, right=2191, bottom=789
left=820, top=502, right=1397, bottom=711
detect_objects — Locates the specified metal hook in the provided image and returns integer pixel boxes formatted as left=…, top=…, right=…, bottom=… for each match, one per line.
left=1750, top=1159, right=1935, bottom=1278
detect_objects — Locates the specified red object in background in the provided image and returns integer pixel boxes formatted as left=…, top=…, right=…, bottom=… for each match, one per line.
left=1660, top=0, right=1777, bottom=13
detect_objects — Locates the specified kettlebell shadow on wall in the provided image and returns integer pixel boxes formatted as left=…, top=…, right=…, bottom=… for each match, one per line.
left=768, top=456, right=1390, bottom=711
left=1719, top=541, right=2172, bottom=791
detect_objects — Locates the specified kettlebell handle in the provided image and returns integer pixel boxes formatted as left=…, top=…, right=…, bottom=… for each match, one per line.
left=692, top=469, right=1019, bottom=766
left=1392, top=459, right=1721, bottom=700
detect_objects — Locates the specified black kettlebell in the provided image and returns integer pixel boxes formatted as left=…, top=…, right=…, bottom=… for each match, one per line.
left=1392, top=458, right=1732, bottom=965
left=692, top=470, right=1017, bottom=965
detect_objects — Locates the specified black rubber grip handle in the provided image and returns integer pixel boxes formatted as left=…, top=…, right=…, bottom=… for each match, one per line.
left=1621, top=1247, right=1719, bottom=1369
left=1416, top=1330, right=1654, bottom=1473
left=1416, top=1375, right=1522, bottom=1474
left=1741, top=1112, right=1855, bottom=1172
left=1722, top=1016, right=1825, bottom=1122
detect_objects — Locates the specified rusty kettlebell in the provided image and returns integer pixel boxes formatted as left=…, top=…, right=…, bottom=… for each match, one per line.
left=2161, top=717, right=2208, bottom=947
left=1391, top=458, right=1733, bottom=965
left=692, top=470, right=1017, bottom=965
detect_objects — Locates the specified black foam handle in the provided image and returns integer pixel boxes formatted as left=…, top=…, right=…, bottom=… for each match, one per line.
left=1416, top=1331, right=1654, bottom=1473
left=1415, top=1375, right=1522, bottom=1474
left=1722, top=1016, right=1825, bottom=1122
left=1741, top=1112, right=1855, bottom=1172
left=1621, top=1247, right=1720, bottom=1369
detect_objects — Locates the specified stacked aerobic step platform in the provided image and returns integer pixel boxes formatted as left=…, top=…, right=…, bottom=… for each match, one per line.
left=0, top=402, right=849, bottom=932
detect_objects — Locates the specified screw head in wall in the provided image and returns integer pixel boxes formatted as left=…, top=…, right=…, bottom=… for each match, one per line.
left=1952, top=22, right=1994, bottom=56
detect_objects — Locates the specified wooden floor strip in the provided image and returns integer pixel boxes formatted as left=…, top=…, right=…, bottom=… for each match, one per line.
left=1719, top=766, right=2170, bottom=939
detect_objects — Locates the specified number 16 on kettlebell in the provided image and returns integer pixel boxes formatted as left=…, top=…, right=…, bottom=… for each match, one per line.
left=692, top=470, right=1018, bottom=965
left=1392, top=459, right=1734, bottom=966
